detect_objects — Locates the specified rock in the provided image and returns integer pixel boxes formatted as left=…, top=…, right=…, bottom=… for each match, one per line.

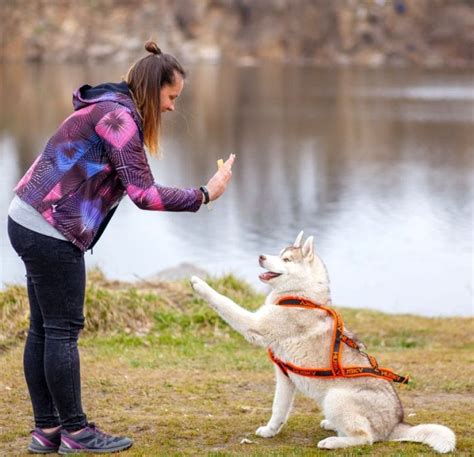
left=1, top=0, right=473, bottom=67
left=148, top=263, right=209, bottom=281
left=88, top=44, right=115, bottom=60
left=199, top=45, right=221, bottom=63
left=237, top=55, right=258, bottom=67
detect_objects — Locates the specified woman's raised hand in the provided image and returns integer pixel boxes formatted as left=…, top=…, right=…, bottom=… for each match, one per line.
left=205, top=154, right=236, bottom=202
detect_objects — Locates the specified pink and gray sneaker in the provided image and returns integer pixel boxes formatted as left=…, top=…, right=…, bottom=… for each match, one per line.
left=58, top=423, right=133, bottom=454
left=28, top=427, right=61, bottom=454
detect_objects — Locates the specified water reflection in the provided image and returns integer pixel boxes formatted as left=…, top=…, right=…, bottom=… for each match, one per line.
left=1, top=63, right=473, bottom=316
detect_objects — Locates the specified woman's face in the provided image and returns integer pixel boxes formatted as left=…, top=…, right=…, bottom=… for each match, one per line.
left=160, top=73, right=184, bottom=113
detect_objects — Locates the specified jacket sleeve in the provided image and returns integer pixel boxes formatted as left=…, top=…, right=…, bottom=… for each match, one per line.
left=95, top=107, right=203, bottom=212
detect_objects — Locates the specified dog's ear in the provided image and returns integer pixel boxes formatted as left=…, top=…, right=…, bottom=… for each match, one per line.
left=294, top=231, right=304, bottom=247
left=302, top=236, right=314, bottom=260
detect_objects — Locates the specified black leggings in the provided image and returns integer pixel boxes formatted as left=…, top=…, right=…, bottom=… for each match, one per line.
left=8, top=217, right=87, bottom=431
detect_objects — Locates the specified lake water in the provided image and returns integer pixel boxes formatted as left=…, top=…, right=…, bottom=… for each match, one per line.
left=0, top=63, right=473, bottom=317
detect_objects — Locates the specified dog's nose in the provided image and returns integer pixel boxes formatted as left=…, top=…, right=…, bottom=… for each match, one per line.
left=259, top=255, right=266, bottom=263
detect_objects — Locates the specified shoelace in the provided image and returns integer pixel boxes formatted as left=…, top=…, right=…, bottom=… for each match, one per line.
left=86, top=423, right=113, bottom=440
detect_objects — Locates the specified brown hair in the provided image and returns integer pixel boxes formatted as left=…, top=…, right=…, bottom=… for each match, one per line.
left=125, top=40, right=186, bottom=155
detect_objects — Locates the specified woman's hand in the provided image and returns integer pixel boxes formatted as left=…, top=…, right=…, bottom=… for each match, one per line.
left=205, top=154, right=235, bottom=202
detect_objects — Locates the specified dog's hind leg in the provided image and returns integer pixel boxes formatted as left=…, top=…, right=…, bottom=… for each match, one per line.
left=318, top=390, right=374, bottom=449
left=317, top=414, right=373, bottom=449
left=317, top=431, right=373, bottom=449
left=256, top=367, right=296, bottom=438
left=191, top=276, right=265, bottom=344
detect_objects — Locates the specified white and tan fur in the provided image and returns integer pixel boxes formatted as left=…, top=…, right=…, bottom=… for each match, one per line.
left=190, top=232, right=455, bottom=453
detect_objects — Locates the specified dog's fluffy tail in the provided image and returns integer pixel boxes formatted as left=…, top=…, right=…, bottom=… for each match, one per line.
left=389, top=422, right=455, bottom=453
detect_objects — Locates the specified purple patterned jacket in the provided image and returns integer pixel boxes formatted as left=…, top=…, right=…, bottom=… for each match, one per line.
left=14, top=82, right=203, bottom=251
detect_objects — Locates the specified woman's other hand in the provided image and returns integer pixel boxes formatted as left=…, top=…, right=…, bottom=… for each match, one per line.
left=205, top=154, right=235, bottom=202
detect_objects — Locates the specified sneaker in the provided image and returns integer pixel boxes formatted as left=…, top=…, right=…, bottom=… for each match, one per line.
left=58, top=423, right=133, bottom=454
left=28, top=427, right=61, bottom=454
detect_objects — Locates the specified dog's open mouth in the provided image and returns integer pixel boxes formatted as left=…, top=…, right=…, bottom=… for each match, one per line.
left=258, top=271, right=282, bottom=282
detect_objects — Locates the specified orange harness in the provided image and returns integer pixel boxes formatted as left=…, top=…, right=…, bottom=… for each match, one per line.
left=268, top=297, right=409, bottom=384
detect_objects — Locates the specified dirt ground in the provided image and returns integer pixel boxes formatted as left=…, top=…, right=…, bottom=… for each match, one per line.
left=1, top=276, right=473, bottom=455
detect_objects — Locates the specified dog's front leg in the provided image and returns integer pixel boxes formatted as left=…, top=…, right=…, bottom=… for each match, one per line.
left=190, top=276, right=264, bottom=344
left=256, top=366, right=296, bottom=438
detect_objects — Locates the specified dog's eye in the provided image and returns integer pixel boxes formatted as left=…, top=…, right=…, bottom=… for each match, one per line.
left=282, top=258, right=291, bottom=263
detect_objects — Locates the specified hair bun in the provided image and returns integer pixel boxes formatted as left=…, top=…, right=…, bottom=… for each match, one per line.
left=145, top=40, right=162, bottom=55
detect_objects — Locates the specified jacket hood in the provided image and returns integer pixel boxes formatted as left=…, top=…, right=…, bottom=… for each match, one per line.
left=73, top=81, right=142, bottom=129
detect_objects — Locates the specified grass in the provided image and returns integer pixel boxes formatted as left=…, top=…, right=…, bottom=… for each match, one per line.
left=0, top=269, right=473, bottom=456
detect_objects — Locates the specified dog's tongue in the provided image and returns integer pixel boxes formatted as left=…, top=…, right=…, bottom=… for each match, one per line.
left=259, top=271, right=280, bottom=281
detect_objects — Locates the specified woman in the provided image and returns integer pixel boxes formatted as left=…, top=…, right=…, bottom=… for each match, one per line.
left=8, top=41, right=235, bottom=454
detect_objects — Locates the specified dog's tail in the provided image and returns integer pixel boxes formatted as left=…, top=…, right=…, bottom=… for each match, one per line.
left=389, top=422, right=455, bottom=454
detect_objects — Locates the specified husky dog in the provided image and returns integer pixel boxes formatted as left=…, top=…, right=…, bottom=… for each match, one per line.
left=190, top=232, right=456, bottom=453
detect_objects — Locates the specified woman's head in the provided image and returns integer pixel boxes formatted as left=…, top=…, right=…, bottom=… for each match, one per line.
left=125, top=40, right=186, bottom=155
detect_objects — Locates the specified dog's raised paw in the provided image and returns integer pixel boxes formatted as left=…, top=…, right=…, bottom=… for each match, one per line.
left=190, top=276, right=201, bottom=287
left=255, top=426, right=277, bottom=438
left=190, top=276, right=208, bottom=293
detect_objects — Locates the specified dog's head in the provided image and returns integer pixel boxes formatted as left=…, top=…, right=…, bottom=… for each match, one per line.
left=258, top=231, right=330, bottom=294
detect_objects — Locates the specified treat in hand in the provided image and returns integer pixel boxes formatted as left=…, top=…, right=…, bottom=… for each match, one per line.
left=205, top=154, right=235, bottom=203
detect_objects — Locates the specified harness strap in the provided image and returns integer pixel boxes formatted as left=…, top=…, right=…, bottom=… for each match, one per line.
left=269, top=297, right=409, bottom=384
left=268, top=348, right=333, bottom=377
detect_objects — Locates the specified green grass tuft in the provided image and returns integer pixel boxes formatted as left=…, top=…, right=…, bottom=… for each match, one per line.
left=1, top=269, right=473, bottom=455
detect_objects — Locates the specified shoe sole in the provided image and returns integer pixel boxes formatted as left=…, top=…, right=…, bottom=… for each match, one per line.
left=28, top=444, right=58, bottom=454
left=58, top=442, right=133, bottom=454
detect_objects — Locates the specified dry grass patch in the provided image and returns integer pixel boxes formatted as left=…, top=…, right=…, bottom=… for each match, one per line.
left=0, top=271, right=473, bottom=455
